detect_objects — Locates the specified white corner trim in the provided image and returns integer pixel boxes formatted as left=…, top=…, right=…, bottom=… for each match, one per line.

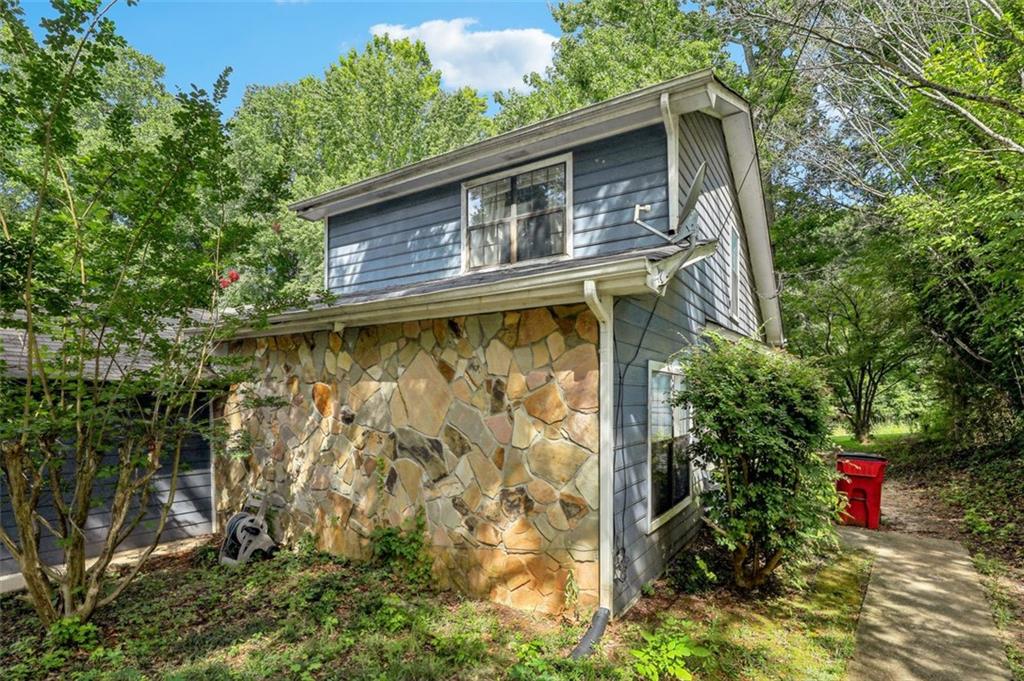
left=583, top=279, right=615, bottom=616
left=720, top=112, right=784, bottom=346
left=322, top=215, right=329, bottom=292
left=660, top=93, right=680, bottom=234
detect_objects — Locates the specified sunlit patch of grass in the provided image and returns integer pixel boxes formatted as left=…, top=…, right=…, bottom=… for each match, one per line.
left=613, top=547, right=872, bottom=681
left=832, top=426, right=915, bottom=455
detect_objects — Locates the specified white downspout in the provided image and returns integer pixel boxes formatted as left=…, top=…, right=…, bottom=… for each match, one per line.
left=660, top=92, right=680, bottom=234
left=583, top=279, right=615, bottom=615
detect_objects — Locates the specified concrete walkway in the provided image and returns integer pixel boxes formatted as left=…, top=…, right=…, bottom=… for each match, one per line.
left=842, top=527, right=1012, bottom=680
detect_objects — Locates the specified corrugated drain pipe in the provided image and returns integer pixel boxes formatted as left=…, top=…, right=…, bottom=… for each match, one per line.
left=569, top=607, right=611, bottom=659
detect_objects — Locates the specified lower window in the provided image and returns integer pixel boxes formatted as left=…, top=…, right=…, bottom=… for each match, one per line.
left=648, top=361, right=692, bottom=530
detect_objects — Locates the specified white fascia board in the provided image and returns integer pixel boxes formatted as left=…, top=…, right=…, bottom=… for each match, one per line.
left=720, top=111, right=784, bottom=346
left=292, top=72, right=746, bottom=221
left=231, top=256, right=659, bottom=339
left=660, top=93, right=680, bottom=234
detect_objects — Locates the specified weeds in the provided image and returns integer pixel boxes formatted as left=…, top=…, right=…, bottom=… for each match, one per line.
left=628, top=617, right=709, bottom=680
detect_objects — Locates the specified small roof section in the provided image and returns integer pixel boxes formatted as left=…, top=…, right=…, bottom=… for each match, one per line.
left=0, top=323, right=157, bottom=381
left=231, top=242, right=718, bottom=339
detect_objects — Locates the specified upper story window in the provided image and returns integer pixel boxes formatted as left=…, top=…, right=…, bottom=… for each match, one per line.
left=728, top=225, right=740, bottom=319
left=648, top=361, right=693, bottom=532
left=462, top=154, right=573, bottom=271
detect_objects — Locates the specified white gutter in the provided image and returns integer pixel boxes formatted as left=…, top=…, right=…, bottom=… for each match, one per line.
left=233, top=254, right=661, bottom=339
left=583, top=279, right=615, bottom=616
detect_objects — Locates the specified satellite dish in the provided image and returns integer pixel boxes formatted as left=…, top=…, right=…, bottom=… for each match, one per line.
left=671, top=162, right=706, bottom=242
left=632, top=161, right=708, bottom=244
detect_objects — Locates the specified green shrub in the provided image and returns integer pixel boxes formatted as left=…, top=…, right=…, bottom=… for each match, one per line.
left=667, top=553, right=718, bottom=595
left=677, top=334, right=841, bottom=589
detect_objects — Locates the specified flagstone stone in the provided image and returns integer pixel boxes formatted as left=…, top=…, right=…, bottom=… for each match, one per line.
left=523, top=382, right=567, bottom=424
left=528, top=439, right=590, bottom=487
left=563, top=410, right=599, bottom=452
left=553, top=344, right=599, bottom=411
left=518, top=308, right=557, bottom=345
left=484, top=339, right=512, bottom=376
left=397, top=351, right=452, bottom=436
left=484, top=414, right=512, bottom=445
left=222, top=304, right=599, bottom=618
left=512, top=409, right=539, bottom=448
left=527, top=478, right=558, bottom=505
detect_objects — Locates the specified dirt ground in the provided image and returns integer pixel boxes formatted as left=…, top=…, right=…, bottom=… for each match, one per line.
left=878, top=477, right=963, bottom=539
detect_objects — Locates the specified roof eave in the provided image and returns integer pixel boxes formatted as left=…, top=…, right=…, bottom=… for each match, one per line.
left=290, top=72, right=747, bottom=222
left=231, top=254, right=659, bottom=339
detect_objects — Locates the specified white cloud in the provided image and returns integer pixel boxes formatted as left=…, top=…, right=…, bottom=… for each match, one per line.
left=370, top=18, right=555, bottom=92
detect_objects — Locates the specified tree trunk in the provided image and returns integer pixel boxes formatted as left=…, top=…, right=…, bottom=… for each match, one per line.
left=1, top=444, right=59, bottom=626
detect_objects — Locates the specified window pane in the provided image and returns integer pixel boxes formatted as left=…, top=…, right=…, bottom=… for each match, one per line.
left=467, top=178, right=512, bottom=227
left=651, top=438, right=673, bottom=518
left=468, top=222, right=510, bottom=268
left=650, top=371, right=673, bottom=442
left=730, top=228, right=740, bottom=315
left=515, top=164, right=565, bottom=215
left=650, top=369, right=691, bottom=520
left=516, top=211, right=564, bottom=261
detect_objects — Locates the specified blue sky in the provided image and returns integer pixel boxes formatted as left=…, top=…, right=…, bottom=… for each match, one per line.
left=21, top=1, right=562, bottom=116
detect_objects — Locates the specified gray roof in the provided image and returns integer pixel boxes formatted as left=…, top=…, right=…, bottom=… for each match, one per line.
left=229, top=241, right=715, bottom=339
left=0, top=311, right=211, bottom=381
left=328, top=243, right=690, bottom=306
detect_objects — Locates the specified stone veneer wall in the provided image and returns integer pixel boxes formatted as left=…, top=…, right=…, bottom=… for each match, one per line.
left=218, top=305, right=600, bottom=615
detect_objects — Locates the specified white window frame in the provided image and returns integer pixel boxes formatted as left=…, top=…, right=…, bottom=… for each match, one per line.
left=460, top=152, right=574, bottom=274
left=647, top=360, right=694, bottom=534
left=728, top=225, right=741, bottom=320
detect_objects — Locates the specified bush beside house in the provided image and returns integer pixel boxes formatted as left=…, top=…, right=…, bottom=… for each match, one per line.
left=678, top=335, right=840, bottom=588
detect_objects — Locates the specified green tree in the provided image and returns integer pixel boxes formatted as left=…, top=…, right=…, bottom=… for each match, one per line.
left=0, top=0, right=261, bottom=626
left=729, top=0, right=1024, bottom=433
left=493, top=0, right=736, bottom=131
left=223, top=36, right=492, bottom=305
left=773, top=202, right=924, bottom=441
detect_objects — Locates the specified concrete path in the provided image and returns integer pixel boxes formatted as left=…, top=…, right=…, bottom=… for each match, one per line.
left=842, top=527, right=1012, bottom=680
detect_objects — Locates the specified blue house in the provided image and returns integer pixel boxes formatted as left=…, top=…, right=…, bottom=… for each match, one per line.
left=221, top=70, right=783, bottom=618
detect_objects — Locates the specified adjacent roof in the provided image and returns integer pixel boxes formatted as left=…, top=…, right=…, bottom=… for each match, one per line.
left=0, top=323, right=156, bottom=381
left=231, top=242, right=718, bottom=339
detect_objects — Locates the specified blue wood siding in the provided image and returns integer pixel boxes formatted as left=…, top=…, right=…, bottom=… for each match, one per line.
left=326, top=184, right=463, bottom=294
left=610, top=112, right=762, bottom=613
left=324, top=126, right=671, bottom=295
left=1, top=430, right=213, bottom=577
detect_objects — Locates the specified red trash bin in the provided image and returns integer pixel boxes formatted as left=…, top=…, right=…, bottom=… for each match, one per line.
left=836, top=453, right=888, bottom=529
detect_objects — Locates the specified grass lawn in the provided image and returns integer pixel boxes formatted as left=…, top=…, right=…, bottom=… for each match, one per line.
left=0, top=540, right=871, bottom=680
left=832, top=424, right=916, bottom=455
left=613, top=547, right=872, bottom=681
